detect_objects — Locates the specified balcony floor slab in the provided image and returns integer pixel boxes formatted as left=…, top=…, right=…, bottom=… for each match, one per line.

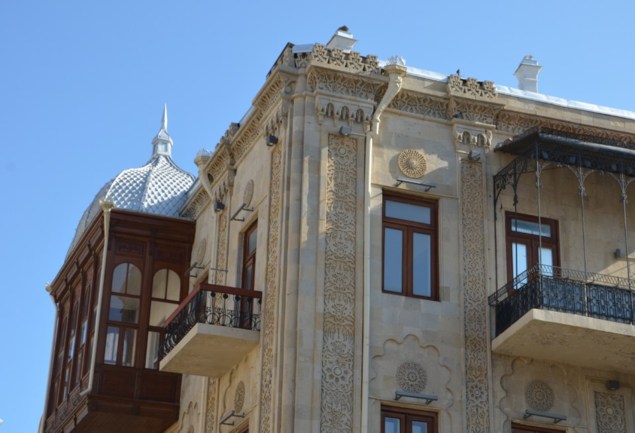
left=492, top=309, right=635, bottom=373
left=159, top=323, right=260, bottom=377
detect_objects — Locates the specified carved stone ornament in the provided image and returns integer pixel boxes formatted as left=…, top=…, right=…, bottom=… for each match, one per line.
left=525, top=380, right=555, bottom=412
left=195, top=238, right=207, bottom=264
left=396, top=362, right=427, bottom=393
left=243, top=179, right=254, bottom=207
left=447, top=74, right=496, bottom=99
left=595, top=392, right=627, bottom=433
left=398, top=149, right=427, bottom=178
left=234, top=381, right=245, bottom=412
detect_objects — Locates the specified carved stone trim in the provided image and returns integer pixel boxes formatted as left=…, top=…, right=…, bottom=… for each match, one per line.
left=461, top=160, right=490, bottom=433
left=205, top=378, right=218, bottom=433
left=397, top=149, right=427, bottom=178
left=396, top=362, right=427, bottom=393
left=320, top=135, right=358, bottom=433
left=525, top=380, right=554, bottom=412
left=453, top=124, right=493, bottom=148
left=595, top=392, right=626, bottom=433
left=388, top=91, right=448, bottom=120
left=307, top=69, right=386, bottom=102
left=214, top=210, right=228, bottom=285
left=234, top=381, right=245, bottom=413
left=448, top=75, right=496, bottom=98
left=259, top=146, right=283, bottom=433
left=293, top=43, right=381, bottom=74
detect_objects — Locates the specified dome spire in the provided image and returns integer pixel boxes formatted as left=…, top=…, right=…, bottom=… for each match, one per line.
left=152, top=104, right=173, bottom=157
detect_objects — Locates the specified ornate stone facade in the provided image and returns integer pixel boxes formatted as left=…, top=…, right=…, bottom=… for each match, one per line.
left=320, top=135, right=358, bottom=433
left=595, top=392, right=627, bottom=433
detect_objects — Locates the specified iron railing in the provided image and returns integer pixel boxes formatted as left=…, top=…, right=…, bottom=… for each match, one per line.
left=488, top=264, right=635, bottom=336
left=159, top=284, right=262, bottom=360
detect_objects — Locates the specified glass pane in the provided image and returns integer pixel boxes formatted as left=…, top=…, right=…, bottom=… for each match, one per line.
left=111, top=264, right=127, bottom=293
left=512, top=242, right=528, bottom=280
left=104, top=326, right=119, bottom=365
left=80, top=319, right=87, bottom=345
left=247, top=227, right=257, bottom=254
left=152, top=269, right=167, bottom=299
left=412, top=421, right=428, bottom=433
left=412, top=233, right=431, bottom=297
left=150, top=301, right=177, bottom=326
left=386, top=200, right=431, bottom=224
left=121, top=328, right=136, bottom=367
left=540, top=247, right=554, bottom=276
left=108, top=295, right=140, bottom=323
left=127, top=265, right=142, bottom=295
left=383, top=228, right=403, bottom=293
left=145, top=331, right=160, bottom=369
left=166, top=270, right=180, bottom=301
left=244, top=263, right=254, bottom=291
left=384, top=417, right=400, bottom=433
left=511, top=218, right=551, bottom=237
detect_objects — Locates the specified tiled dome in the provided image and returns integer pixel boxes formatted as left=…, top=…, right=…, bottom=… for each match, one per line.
left=68, top=107, right=195, bottom=253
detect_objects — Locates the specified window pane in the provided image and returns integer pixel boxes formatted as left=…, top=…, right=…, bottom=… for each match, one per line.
left=384, top=417, right=400, bottom=433
left=412, top=421, right=428, bottom=433
left=112, top=264, right=127, bottom=293
left=244, top=263, right=254, bottom=291
left=108, top=295, right=140, bottom=323
left=145, top=331, right=160, bottom=369
left=511, top=218, right=551, bottom=237
left=104, top=326, right=119, bottom=365
left=121, top=328, right=136, bottom=367
left=386, top=200, right=431, bottom=224
left=152, top=269, right=167, bottom=299
left=150, top=301, right=177, bottom=326
left=384, top=228, right=403, bottom=293
left=540, top=247, right=554, bottom=276
left=166, top=270, right=180, bottom=301
left=127, top=265, right=142, bottom=295
left=412, top=233, right=431, bottom=297
left=512, top=242, right=528, bottom=283
left=247, top=228, right=257, bottom=254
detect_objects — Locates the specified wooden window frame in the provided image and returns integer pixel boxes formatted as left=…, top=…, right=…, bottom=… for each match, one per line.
left=505, top=212, right=560, bottom=282
left=145, top=267, right=181, bottom=369
left=511, top=422, right=565, bottom=433
left=381, top=405, right=437, bottom=433
left=382, top=191, right=439, bottom=300
left=241, top=221, right=258, bottom=292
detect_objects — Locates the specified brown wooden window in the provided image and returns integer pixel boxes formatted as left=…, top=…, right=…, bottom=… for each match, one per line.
left=383, top=192, right=438, bottom=300
left=145, top=268, right=181, bottom=368
left=242, top=221, right=257, bottom=292
left=104, top=262, right=142, bottom=366
left=506, top=212, right=559, bottom=282
left=382, top=406, right=437, bottom=433
left=512, top=423, right=564, bottom=433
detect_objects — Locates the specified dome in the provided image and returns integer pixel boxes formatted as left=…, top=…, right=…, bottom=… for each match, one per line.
left=68, top=107, right=195, bottom=254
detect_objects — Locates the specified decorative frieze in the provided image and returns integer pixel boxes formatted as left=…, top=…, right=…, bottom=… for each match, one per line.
left=525, top=380, right=554, bottom=412
left=294, top=43, right=380, bottom=74
left=316, top=98, right=372, bottom=126
left=396, top=362, right=427, bottom=394
left=205, top=379, right=218, bottom=433
left=320, top=134, right=358, bottom=433
left=307, top=69, right=385, bottom=102
left=388, top=91, right=448, bottom=120
left=461, top=160, right=490, bottom=433
left=397, top=149, right=427, bottom=178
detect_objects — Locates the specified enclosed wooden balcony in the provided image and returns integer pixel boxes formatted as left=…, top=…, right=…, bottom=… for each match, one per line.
left=489, top=264, right=635, bottom=373
left=159, top=283, right=261, bottom=377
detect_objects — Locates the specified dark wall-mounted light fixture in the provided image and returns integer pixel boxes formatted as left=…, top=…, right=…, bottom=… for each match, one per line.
left=266, top=135, right=279, bottom=146
left=214, top=200, right=225, bottom=213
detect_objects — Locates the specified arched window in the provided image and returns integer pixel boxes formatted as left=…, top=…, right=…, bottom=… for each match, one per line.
left=145, top=268, right=181, bottom=368
left=104, top=263, right=142, bottom=367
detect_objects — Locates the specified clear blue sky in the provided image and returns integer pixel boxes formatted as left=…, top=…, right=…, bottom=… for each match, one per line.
left=2, top=0, right=634, bottom=431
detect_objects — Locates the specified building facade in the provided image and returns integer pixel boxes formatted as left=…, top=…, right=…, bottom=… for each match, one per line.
left=44, top=29, right=635, bottom=433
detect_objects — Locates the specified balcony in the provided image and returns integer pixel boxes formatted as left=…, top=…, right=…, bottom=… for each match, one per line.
left=489, top=265, right=635, bottom=373
left=159, top=283, right=261, bottom=377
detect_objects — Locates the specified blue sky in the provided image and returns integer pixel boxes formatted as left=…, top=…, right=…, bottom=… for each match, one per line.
left=2, top=0, right=635, bottom=431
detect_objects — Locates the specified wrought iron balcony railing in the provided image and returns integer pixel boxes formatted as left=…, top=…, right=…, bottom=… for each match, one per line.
left=159, top=284, right=262, bottom=360
left=488, top=264, right=635, bottom=336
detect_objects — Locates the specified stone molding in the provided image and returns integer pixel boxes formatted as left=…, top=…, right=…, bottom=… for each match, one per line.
left=319, top=134, right=359, bottom=432
left=259, top=146, right=283, bottom=433
left=447, top=74, right=497, bottom=99
left=461, top=160, right=491, bottom=433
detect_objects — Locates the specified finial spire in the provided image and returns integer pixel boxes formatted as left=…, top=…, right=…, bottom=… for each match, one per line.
left=152, top=104, right=173, bottom=157
left=162, top=103, right=168, bottom=132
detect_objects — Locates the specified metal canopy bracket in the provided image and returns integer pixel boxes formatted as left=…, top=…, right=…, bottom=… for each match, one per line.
left=523, top=409, right=567, bottom=424
left=394, top=177, right=436, bottom=192
left=394, top=390, right=438, bottom=405
left=219, top=410, right=245, bottom=426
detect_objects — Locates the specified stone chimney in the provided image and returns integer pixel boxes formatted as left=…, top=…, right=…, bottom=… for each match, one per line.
left=514, top=55, right=542, bottom=92
left=326, top=26, right=357, bottom=53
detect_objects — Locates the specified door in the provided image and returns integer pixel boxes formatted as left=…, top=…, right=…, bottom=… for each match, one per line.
left=506, top=213, right=559, bottom=282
